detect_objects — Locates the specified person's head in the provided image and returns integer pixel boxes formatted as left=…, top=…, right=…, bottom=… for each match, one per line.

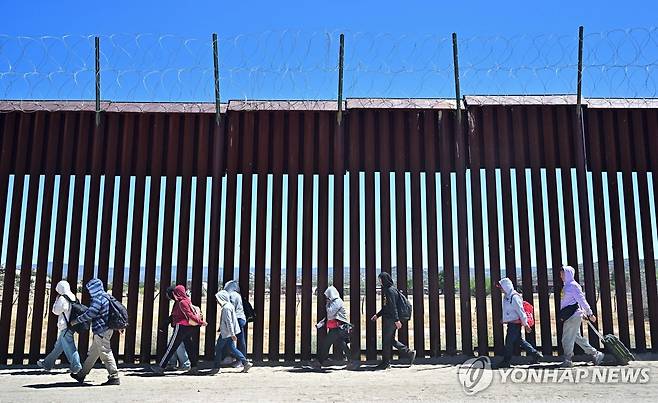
left=378, top=272, right=394, bottom=288
left=215, top=290, right=231, bottom=307
left=172, top=285, right=188, bottom=301
left=166, top=286, right=176, bottom=300
left=560, top=265, right=576, bottom=285
left=496, top=277, right=514, bottom=295
left=55, top=280, right=76, bottom=301
left=85, top=278, right=105, bottom=298
left=324, top=286, right=340, bottom=301
left=224, top=280, right=240, bottom=294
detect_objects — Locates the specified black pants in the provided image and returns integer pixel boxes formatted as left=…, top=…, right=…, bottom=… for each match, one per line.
left=503, top=323, right=537, bottom=361
left=317, top=328, right=351, bottom=364
left=158, top=324, right=199, bottom=368
left=382, top=318, right=410, bottom=363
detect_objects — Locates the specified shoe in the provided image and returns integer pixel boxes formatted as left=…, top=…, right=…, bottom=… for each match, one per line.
left=70, top=373, right=85, bottom=384
left=184, top=367, right=199, bottom=376
left=101, top=377, right=120, bottom=386
left=530, top=351, right=543, bottom=364
left=560, top=360, right=573, bottom=368
left=149, top=365, right=165, bottom=375
left=242, top=362, right=253, bottom=373
left=374, top=361, right=391, bottom=370
left=37, top=359, right=50, bottom=371
left=231, top=361, right=244, bottom=369
left=408, top=350, right=417, bottom=366
left=345, top=361, right=360, bottom=370
left=497, top=360, right=511, bottom=369
left=178, top=365, right=191, bottom=371
left=221, top=357, right=235, bottom=365
left=209, top=367, right=221, bottom=375
left=309, top=360, right=322, bottom=369
left=593, top=351, right=605, bottom=365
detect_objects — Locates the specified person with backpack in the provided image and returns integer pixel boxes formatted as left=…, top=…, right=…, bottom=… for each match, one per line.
left=559, top=265, right=605, bottom=368
left=224, top=280, right=248, bottom=360
left=69, top=279, right=120, bottom=385
left=37, top=280, right=83, bottom=374
left=151, top=285, right=205, bottom=375
left=496, top=277, right=543, bottom=368
left=164, top=286, right=190, bottom=371
left=210, top=290, right=252, bottom=374
left=311, top=286, right=358, bottom=370
left=370, top=272, right=416, bottom=370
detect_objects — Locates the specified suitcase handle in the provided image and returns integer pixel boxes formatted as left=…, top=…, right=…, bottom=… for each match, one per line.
left=585, top=318, right=605, bottom=341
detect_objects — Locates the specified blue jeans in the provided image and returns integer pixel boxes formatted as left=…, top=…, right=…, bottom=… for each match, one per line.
left=41, top=329, right=82, bottom=373
left=504, top=323, right=538, bottom=361
left=236, top=318, right=247, bottom=356
left=168, top=343, right=190, bottom=368
left=214, top=336, right=247, bottom=368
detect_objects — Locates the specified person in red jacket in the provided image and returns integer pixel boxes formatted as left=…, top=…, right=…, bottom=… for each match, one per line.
left=151, top=285, right=206, bottom=375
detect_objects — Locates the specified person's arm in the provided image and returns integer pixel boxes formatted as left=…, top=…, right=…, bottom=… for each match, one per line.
left=574, top=284, right=594, bottom=316
left=52, top=296, right=66, bottom=316
left=72, top=298, right=100, bottom=324
left=180, top=300, right=205, bottom=324
left=326, top=299, right=341, bottom=318
left=387, top=288, right=400, bottom=322
left=221, top=313, right=237, bottom=338
left=512, top=294, right=529, bottom=327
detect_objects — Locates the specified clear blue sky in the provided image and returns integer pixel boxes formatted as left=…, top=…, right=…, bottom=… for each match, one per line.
left=2, top=1, right=658, bottom=282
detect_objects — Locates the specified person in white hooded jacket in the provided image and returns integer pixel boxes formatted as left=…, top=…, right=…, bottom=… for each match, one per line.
left=224, top=280, right=247, bottom=357
left=497, top=277, right=542, bottom=368
left=211, top=290, right=252, bottom=374
left=37, top=280, right=82, bottom=373
left=311, top=286, right=358, bottom=370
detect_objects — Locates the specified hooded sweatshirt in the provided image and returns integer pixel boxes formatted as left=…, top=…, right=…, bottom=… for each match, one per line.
left=560, top=266, right=593, bottom=319
left=52, top=280, right=77, bottom=331
left=74, top=279, right=109, bottom=334
left=376, top=272, right=400, bottom=321
left=216, top=290, right=241, bottom=338
left=498, top=278, right=528, bottom=327
left=171, top=285, right=205, bottom=326
left=324, top=286, right=349, bottom=327
left=224, top=280, right=246, bottom=322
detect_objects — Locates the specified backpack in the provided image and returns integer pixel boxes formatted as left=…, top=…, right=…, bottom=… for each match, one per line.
left=243, top=297, right=256, bottom=323
left=62, top=295, right=90, bottom=333
left=512, top=292, right=535, bottom=327
left=104, top=294, right=129, bottom=330
left=396, top=289, right=413, bottom=321
left=187, top=303, right=205, bottom=326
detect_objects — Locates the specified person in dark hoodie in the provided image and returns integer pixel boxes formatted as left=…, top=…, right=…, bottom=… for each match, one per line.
left=370, top=272, right=416, bottom=370
left=69, top=279, right=119, bottom=386
left=151, top=285, right=206, bottom=375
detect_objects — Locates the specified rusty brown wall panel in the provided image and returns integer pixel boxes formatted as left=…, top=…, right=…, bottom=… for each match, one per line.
left=556, top=109, right=579, bottom=273
left=204, top=117, right=226, bottom=357
left=439, top=110, right=456, bottom=354
left=268, top=112, right=284, bottom=360
left=348, top=111, right=362, bottom=359
left=124, top=114, right=150, bottom=362
left=300, top=113, right=315, bottom=360
left=511, top=108, right=535, bottom=346
left=29, top=113, right=61, bottom=361
left=141, top=114, right=166, bottom=362
left=157, top=114, right=181, bottom=356
left=482, top=107, right=504, bottom=354
left=468, top=108, right=488, bottom=355
left=423, top=110, right=440, bottom=356
left=316, top=112, right=330, bottom=358
left=527, top=107, right=552, bottom=354
left=222, top=112, right=240, bottom=285
left=284, top=112, right=300, bottom=360
left=379, top=112, right=392, bottom=277
left=239, top=113, right=255, bottom=333
left=333, top=121, right=345, bottom=294
left=253, top=112, right=270, bottom=361
left=409, top=111, right=425, bottom=354
left=363, top=110, right=377, bottom=360
left=542, top=108, right=565, bottom=351
left=617, top=109, right=646, bottom=351
left=0, top=113, right=31, bottom=363
left=393, top=110, right=409, bottom=345
left=586, top=110, right=614, bottom=335
left=455, top=110, right=472, bottom=355
left=497, top=107, right=517, bottom=285
left=176, top=115, right=196, bottom=286
left=631, top=109, right=658, bottom=350
left=601, top=109, right=631, bottom=346
left=13, top=112, right=44, bottom=362
left=642, top=110, right=658, bottom=350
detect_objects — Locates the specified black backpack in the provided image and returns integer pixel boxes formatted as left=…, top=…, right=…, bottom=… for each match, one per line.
left=62, top=295, right=89, bottom=333
left=243, top=297, right=256, bottom=323
left=396, top=289, right=413, bottom=321
left=104, top=294, right=129, bottom=330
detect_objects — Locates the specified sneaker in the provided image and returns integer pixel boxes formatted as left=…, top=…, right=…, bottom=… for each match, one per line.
left=242, top=362, right=253, bottom=373
left=149, top=365, right=165, bottom=375
left=345, top=361, right=360, bottom=370
left=309, top=360, right=322, bottom=369
left=101, top=377, right=120, bottom=386
left=374, top=361, right=391, bottom=370
left=408, top=350, right=417, bottom=366
left=221, top=357, right=235, bottom=365
left=177, top=365, right=192, bottom=371
left=37, top=359, right=49, bottom=371
left=593, top=351, right=605, bottom=365
left=70, top=373, right=85, bottom=384
left=530, top=351, right=544, bottom=364
left=560, top=360, right=573, bottom=368
left=231, top=361, right=244, bottom=369
left=184, top=367, right=199, bottom=376
left=209, top=367, right=221, bottom=375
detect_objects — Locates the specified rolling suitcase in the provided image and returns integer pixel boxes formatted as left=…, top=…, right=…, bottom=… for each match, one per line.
left=586, top=320, right=634, bottom=365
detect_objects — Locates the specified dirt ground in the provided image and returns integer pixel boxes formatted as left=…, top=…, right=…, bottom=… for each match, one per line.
left=1, top=357, right=658, bottom=402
